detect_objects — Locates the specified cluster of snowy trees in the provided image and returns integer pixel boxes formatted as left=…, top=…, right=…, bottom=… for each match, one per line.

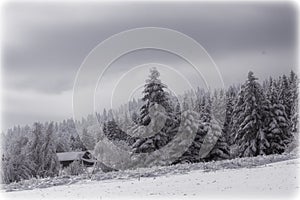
left=1, top=119, right=91, bottom=183
left=98, top=68, right=298, bottom=163
left=1, top=68, right=298, bottom=183
left=2, top=122, right=60, bottom=183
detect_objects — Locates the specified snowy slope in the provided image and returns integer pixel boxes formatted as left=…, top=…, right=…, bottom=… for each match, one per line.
left=1, top=158, right=299, bottom=200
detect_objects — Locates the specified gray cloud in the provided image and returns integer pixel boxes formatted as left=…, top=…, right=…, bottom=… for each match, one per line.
left=1, top=2, right=297, bottom=130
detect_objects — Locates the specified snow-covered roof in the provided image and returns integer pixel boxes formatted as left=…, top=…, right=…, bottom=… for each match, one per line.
left=56, top=151, right=86, bottom=161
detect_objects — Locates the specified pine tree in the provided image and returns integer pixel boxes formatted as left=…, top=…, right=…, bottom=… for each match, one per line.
left=287, top=101, right=299, bottom=153
left=286, top=71, right=299, bottom=152
left=1, top=129, right=34, bottom=183
left=176, top=93, right=209, bottom=163
left=234, top=71, right=270, bottom=157
left=200, top=118, right=230, bottom=161
left=29, top=122, right=44, bottom=177
left=291, top=102, right=299, bottom=134
left=132, top=67, right=177, bottom=154
left=229, top=84, right=245, bottom=146
left=289, top=70, right=299, bottom=133
left=204, top=90, right=230, bottom=160
left=198, top=92, right=230, bottom=161
left=139, top=67, right=171, bottom=125
left=104, top=119, right=131, bottom=142
left=28, top=122, right=60, bottom=178
left=267, top=80, right=292, bottom=154
left=81, top=128, right=95, bottom=150
left=40, top=123, right=59, bottom=177
left=279, top=74, right=292, bottom=118
left=177, top=91, right=230, bottom=163
left=223, top=86, right=237, bottom=144
left=200, top=93, right=212, bottom=123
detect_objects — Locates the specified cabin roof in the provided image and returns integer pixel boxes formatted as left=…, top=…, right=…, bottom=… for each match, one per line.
left=56, top=151, right=86, bottom=161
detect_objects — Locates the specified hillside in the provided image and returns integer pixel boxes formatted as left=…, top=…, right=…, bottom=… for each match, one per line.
left=1, top=155, right=299, bottom=199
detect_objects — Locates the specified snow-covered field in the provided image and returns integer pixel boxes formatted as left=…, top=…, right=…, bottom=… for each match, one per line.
left=1, top=158, right=299, bottom=200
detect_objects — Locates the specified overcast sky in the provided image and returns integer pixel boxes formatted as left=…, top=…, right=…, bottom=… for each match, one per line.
left=1, top=2, right=298, bottom=131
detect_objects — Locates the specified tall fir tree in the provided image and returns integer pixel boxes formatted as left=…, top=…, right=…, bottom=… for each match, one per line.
left=223, top=86, right=237, bottom=145
left=139, top=67, right=172, bottom=125
left=29, top=122, right=59, bottom=178
left=29, top=122, right=44, bottom=177
left=279, top=74, right=292, bottom=119
left=286, top=71, right=299, bottom=152
left=200, top=93, right=230, bottom=161
left=234, top=71, right=270, bottom=157
left=200, top=118, right=230, bottom=161
left=132, top=67, right=178, bottom=154
left=177, top=92, right=230, bottom=163
left=289, top=70, right=299, bottom=133
left=267, top=80, right=292, bottom=154
left=40, top=122, right=59, bottom=177
left=229, top=84, right=245, bottom=147
left=1, top=128, right=34, bottom=183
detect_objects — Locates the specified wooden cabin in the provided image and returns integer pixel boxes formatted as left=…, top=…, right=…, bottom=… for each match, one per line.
left=56, top=151, right=96, bottom=168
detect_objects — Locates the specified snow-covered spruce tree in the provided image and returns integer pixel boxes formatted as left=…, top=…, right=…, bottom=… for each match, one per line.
left=229, top=84, right=245, bottom=147
left=132, top=67, right=178, bottom=154
left=103, top=119, right=134, bottom=144
left=199, top=92, right=230, bottom=161
left=40, top=122, right=59, bottom=177
left=29, top=122, right=45, bottom=177
left=139, top=67, right=172, bottom=125
left=164, top=111, right=200, bottom=165
left=81, top=127, right=96, bottom=150
left=289, top=70, right=299, bottom=133
left=177, top=92, right=230, bottom=163
left=200, top=118, right=230, bottom=162
left=266, top=80, right=293, bottom=154
left=222, top=86, right=237, bottom=145
left=1, top=128, right=35, bottom=183
left=287, top=101, right=299, bottom=153
left=234, top=71, right=270, bottom=157
left=200, top=92, right=213, bottom=123
left=286, top=71, right=299, bottom=152
left=211, top=89, right=226, bottom=126
left=289, top=71, right=298, bottom=101
left=177, top=93, right=210, bottom=163
left=28, top=122, right=59, bottom=178
left=279, top=74, right=292, bottom=119
left=291, top=101, right=299, bottom=134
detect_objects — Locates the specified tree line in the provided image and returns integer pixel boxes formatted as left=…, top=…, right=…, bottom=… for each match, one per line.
left=1, top=68, right=298, bottom=183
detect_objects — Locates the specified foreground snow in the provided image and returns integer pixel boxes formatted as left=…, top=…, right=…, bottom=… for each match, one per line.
left=1, top=158, right=299, bottom=199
